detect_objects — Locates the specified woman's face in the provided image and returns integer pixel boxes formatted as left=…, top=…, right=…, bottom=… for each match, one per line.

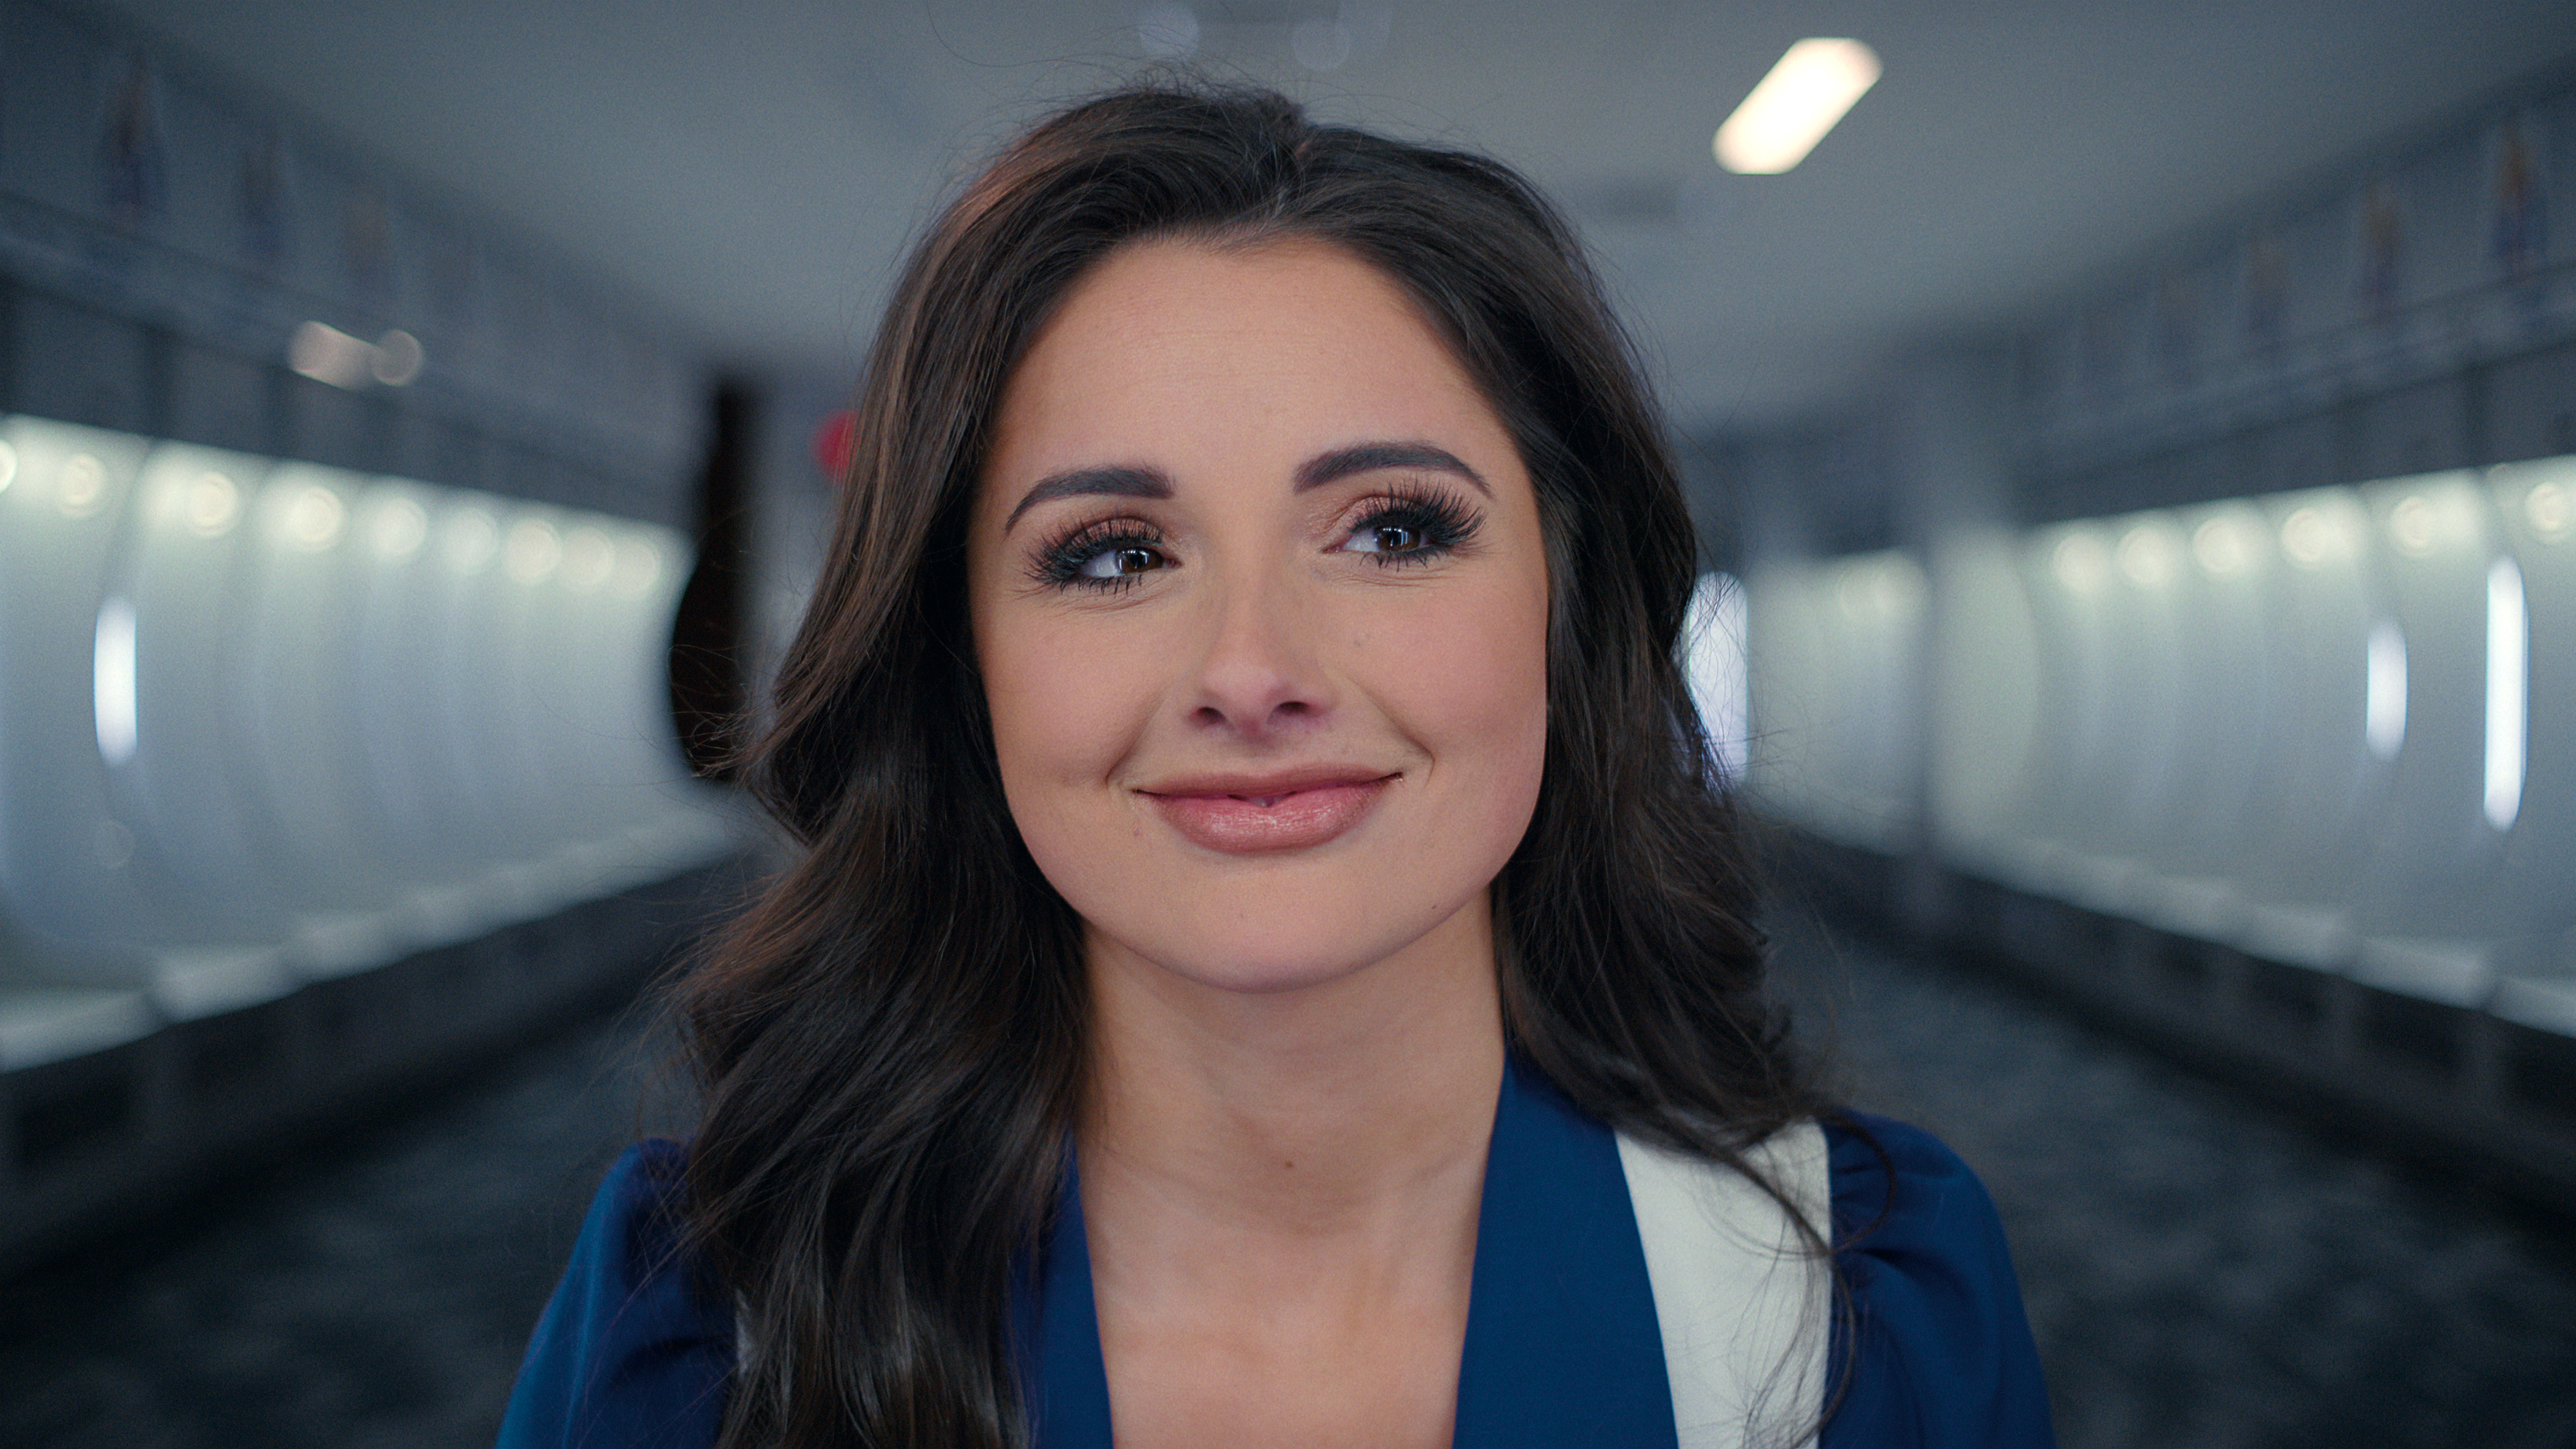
left=968, top=237, right=1552, bottom=998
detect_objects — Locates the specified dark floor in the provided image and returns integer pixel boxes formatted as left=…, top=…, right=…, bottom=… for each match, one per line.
left=1774, top=914, right=2576, bottom=1449
left=0, top=1002, right=690, bottom=1449
left=4, top=921, right=2575, bottom=1448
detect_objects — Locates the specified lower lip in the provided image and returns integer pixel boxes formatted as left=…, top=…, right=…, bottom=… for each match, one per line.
left=1145, top=778, right=1393, bottom=854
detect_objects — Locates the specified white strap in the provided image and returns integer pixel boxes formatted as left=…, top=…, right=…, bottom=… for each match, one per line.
left=1617, top=1122, right=1831, bottom=1449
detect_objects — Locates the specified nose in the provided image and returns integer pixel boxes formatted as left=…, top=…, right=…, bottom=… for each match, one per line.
left=1184, top=566, right=1334, bottom=740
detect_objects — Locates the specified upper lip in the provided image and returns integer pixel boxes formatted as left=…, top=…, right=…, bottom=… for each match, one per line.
left=1138, top=766, right=1398, bottom=799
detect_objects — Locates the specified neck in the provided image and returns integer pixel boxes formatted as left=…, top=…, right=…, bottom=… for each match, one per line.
left=1079, top=895, right=1506, bottom=1239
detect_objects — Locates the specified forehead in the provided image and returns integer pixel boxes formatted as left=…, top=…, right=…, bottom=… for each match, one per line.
left=983, top=236, right=1512, bottom=489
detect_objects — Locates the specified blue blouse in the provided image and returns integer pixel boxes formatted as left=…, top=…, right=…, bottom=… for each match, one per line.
left=499, top=1060, right=2053, bottom=1447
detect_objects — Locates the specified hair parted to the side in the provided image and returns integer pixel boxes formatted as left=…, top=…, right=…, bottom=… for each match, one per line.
left=676, top=79, right=1838, bottom=1448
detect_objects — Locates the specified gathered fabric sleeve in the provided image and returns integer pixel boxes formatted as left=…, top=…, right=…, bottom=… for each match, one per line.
left=496, top=1140, right=736, bottom=1449
left=1818, top=1114, right=2056, bottom=1449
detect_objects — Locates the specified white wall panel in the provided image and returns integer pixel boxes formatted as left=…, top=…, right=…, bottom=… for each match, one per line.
left=0, top=415, right=726, bottom=997
left=0, top=419, right=163, bottom=950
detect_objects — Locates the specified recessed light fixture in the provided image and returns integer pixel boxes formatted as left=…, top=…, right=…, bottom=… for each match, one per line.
left=1715, top=38, right=1880, bottom=174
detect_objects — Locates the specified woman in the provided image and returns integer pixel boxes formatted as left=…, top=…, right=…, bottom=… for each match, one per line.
left=500, top=83, right=2052, bottom=1449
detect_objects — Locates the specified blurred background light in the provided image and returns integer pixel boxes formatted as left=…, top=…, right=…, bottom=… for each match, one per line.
left=1716, top=38, right=1880, bottom=175
left=2052, top=530, right=2110, bottom=594
left=562, top=526, right=615, bottom=592
left=2487, top=556, right=2526, bottom=831
left=368, top=495, right=430, bottom=560
left=2367, top=618, right=2407, bottom=762
left=92, top=595, right=138, bottom=769
left=57, top=452, right=106, bottom=519
left=444, top=508, right=501, bottom=574
left=371, top=328, right=425, bottom=386
left=184, top=472, right=241, bottom=539
left=2191, top=515, right=2252, bottom=577
left=2524, top=480, right=2571, bottom=541
left=505, top=518, right=564, bottom=586
left=291, top=321, right=425, bottom=390
left=283, top=486, right=347, bottom=551
left=289, top=321, right=378, bottom=390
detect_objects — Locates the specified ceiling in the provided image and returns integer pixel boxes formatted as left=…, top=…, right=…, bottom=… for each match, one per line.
left=90, top=0, right=2576, bottom=436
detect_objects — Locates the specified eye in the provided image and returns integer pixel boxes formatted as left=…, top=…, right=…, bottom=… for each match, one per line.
left=1347, top=521, right=1430, bottom=555
left=1032, top=519, right=1174, bottom=591
left=1080, top=544, right=1168, bottom=579
left=1335, top=486, right=1482, bottom=566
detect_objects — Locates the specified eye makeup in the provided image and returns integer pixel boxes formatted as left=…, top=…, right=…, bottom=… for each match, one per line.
left=1022, top=475, right=1488, bottom=593
left=1335, top=480, right=1483, bottom=565
left=1029, top=516, right=1171, bottom=591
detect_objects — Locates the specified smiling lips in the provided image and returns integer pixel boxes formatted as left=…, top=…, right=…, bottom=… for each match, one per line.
left=1141, top=769, right=1397, bottom=854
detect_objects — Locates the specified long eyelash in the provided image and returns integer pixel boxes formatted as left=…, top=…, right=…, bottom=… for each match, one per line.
left=1352, top=482, right=1483, bottom=564
left=1029, top=517, right=1165, bottom=590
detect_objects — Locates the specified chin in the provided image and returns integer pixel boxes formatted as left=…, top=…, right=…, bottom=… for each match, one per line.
left=1085, top=873, right=1484, bottom=1000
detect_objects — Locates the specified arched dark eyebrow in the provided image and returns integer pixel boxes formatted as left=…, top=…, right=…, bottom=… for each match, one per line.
left=1001, top=442, right=1485, bottom=535
left=1003, top=464, right=1172, bottom=534
left=1297, top=442, right=1488, bottom=495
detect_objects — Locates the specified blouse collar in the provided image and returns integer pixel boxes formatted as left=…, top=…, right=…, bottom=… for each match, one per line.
left=1015, top=1054, right=1680, bottom=1448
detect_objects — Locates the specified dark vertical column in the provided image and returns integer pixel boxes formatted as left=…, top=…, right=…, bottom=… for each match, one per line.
left=668, top=378, right=758, bottom=780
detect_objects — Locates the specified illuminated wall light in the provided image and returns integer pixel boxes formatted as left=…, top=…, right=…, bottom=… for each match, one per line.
left=184, top=471, right=241, bottom=538
left=2524, top=480, right=2571, bottom=542
left=94, top=595, right=138, bottom=768
left=561, top=526, right=615, bottom=592
left=282, top=485, right=346, bottom=551
left=0, top=438, right=17, bottom=495
left=504, top=517, right=563, bottom=585
left=2365, top=618, right=2407, bottom=762
left=2115, top=525, right=2175, bottom=588
left=444, top=508, right=500, bottom=574
left=2049, top=531, right=2109, bottom=594
left=368, top=496, right=430, bottom=560
left=2191, top=516, right=2253, bottom=577
left=56, top=452, right=106, bottom=519
left=2280, top=503, right=2363, bottom=569
left=1715, top=39, right=1880, bottom=175
left=2387, top=494, right=2437, bottom=556
left=2280, top=507, right=2327, bottom=566
left=610, top=538, right=663, bottom=598
left=2487, top=556, right=2527, bottom=831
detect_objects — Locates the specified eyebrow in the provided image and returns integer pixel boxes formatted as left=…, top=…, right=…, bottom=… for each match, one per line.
left=1296, top=442, right=1489, bottom=496
left=1003, top=464, right=1172, bottom=533
left=1000, top=440, right=1488, bottom=535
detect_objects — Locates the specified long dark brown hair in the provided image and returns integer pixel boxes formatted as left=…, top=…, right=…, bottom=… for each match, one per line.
left=677, top=80, right=1831, bottom=1448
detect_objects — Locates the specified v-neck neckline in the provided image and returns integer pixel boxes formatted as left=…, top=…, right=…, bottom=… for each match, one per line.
left=1014, top=1056, right=1681, bottom=1448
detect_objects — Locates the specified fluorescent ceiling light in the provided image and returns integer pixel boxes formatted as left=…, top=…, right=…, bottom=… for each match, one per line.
left=1715, top=38, right=1880, bottom=174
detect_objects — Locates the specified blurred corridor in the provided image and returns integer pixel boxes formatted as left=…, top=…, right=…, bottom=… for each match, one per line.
left=3, top=2, right=2575, bottom=1442
left=5, top=916, right=2572, bottom=1449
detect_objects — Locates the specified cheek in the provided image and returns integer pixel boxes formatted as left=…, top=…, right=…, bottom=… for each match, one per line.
left=979, top=609, right=1163, bottom=800
left=1371, top=576, right=1552, bottom=829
